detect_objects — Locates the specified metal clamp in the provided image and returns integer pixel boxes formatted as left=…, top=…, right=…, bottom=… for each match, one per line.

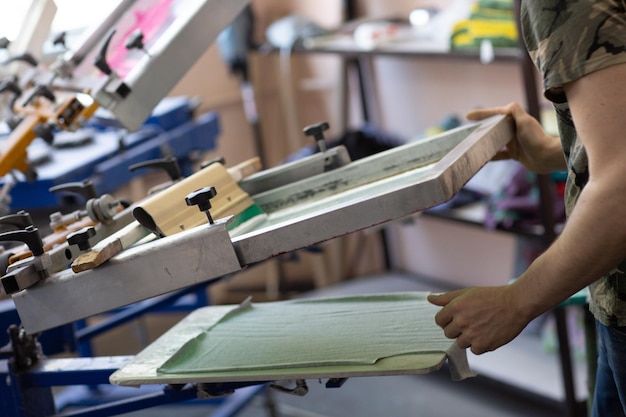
left=270, top=379, right=308, bottom=396
left=0, top=325, right=42, bottom=371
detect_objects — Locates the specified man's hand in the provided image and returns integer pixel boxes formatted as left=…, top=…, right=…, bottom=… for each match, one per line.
left=427, top=286, right=531, bottom=355
left=467, top=102, right=566, bottom=174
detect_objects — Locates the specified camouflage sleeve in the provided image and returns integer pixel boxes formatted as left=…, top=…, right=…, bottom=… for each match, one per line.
left=521, top=0, right=626, bottom=103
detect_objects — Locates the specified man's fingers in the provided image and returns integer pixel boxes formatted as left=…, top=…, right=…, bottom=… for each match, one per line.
left=442, top=321, right=462, bottom=339
left=434, top=307, right=452, bottom=328
left=427, top=289, right=465, bottom=306
left=466, top=107, right=506, bottom=121
left=455, top=335, right=489, bottom=355
left=466, top=102, right=522, bottom=122
left=455, top=335, right=472, bottom=350
left=427, top=293, right=446, bottom=306
left=466, top=109, right=496, bottom=121
left=429, top=290, right=467, bottom=327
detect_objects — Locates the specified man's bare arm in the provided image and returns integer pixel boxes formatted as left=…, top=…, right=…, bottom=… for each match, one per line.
left=428, top=62, right=626, bottom=354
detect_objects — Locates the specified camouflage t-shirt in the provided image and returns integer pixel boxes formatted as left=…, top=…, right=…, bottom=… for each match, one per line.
left=521, top=0, right=626, bottom=327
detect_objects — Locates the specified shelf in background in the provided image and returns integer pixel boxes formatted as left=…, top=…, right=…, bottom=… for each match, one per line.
left=298, top=35, right=523, bottom=62
left=424, top=202, right=559, bottom=238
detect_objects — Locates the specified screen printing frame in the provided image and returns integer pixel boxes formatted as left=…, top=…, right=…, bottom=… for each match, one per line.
left=12, top=115, right=513, bottom=334
left=27, top=0, right=250, bottom=131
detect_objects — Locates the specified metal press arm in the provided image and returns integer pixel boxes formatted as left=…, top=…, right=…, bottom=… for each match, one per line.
left=11, top=116, right=514, bottom=334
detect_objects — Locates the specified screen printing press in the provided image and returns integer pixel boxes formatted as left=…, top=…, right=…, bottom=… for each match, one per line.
left=0, top=112, right=513, bottom=416
left=0, top=0, right=515, bottom=415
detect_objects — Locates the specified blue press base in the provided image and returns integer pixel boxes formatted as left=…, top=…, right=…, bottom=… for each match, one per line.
left=0, top=97, right=220, bottom=211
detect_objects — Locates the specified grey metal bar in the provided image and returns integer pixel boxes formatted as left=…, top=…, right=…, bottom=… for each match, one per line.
left=233, top=115, right=512, bottom=265
left=13, top=217, right=241, bottom=334
left=93, top=0, right=250, bottom=130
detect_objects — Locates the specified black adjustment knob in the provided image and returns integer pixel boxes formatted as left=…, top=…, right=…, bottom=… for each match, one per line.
left=22, top=85, right=55, bottom=108
left=185, top=186, right=217, bottom=225
left=303, top=121, right=330, bottom=152
left=0, top=80, right=22, bottom=97
left=92, top=29, right=131, bottom=99
left=0, top=37, right=9, bottom=49
left=67, top=226, right=96, bottom=251
left=3, top=52, right=38, bottom=67
left=49, top=180, right=98, bottom=201
left=125, top=29, right=147, bottom=52
left=0, top=211, right=34, bottom=230
left=200, top=157, right=226, bottom=170
left=129, top=156, right=182, bottom=181
left=0, top=226, right=44, bottom=256
left=33, top=123, right=55, bottom=144
left=52, top=32, right=67, bottom=48
left=35, top=85, right=55, bottom=102
left=0, top=80, right=22, bottom=114
left=5, top=115, right=23, bottom=131
left=95, top=29, right=116, bottom=76
left=24, top=167, right=37, bottom=183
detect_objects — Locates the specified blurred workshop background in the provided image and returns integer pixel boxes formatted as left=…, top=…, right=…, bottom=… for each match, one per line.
left=0, top=1, right=589, bottom=417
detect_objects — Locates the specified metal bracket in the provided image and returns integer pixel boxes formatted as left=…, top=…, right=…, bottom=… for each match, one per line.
left=196, top=383, right=235, bottom=399
left=0, top=325, right=42, bottom=371
left=325, top=378, right=348, bottom=389
left=13, top=217, right=242, bottom=334
left=269, top=379, right=309, bottom=396
left=1, top=264, right=42, bottom=295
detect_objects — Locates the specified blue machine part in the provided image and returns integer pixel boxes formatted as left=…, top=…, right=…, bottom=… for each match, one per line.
left=87, top=96, right=197, bottom=132
left=92, top=111, right=219, bottom=194
left=0, top=299, right=76, bottom=356
left=0, top=98, right=220, bottom=211
left=0, top=354, right=268, bottom=417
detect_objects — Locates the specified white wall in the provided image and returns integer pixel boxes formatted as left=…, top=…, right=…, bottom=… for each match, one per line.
left=355, top=57, right=532, bottom=139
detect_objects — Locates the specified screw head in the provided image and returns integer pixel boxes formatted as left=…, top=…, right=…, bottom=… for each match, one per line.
left=67, top=226, right=96, bottom=251
left=185, top=186, right=217, bottom=211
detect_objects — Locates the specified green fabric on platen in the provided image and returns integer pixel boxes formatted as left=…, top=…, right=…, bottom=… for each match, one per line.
left=157, top=293, right=450, bottom=374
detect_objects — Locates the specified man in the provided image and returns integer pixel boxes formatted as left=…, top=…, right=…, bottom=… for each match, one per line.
left=427, top=2, right=626, bottom=415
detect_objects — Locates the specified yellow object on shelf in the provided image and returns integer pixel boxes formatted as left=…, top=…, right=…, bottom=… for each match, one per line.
left=450, top=0, right=517, bottom=50
left=451, top=18, right=518, bottom=50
